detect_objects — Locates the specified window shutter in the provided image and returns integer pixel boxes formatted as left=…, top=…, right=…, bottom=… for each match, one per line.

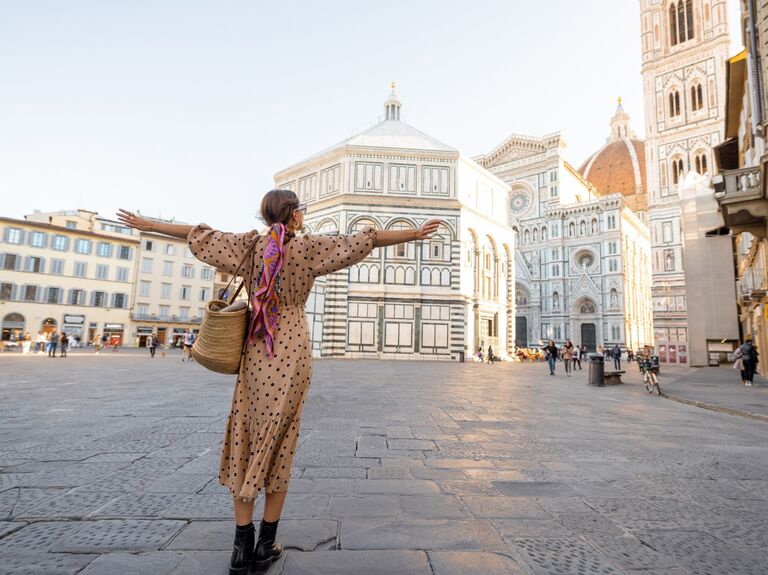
left=39, top=258, right=46, bottom=274
left=0, top=254, right=4, bottom=268
left=44, top=287, right=51, bottom=303
left=111, top=293, right=116, bottom=308
left=18, top=230, right=25, bottom=244
left=24, top=257, right=32, bottom=272
left=27, top=232, right=35, bottom=246
left=11, top=284, right=17, bottom=300
left=42, top=233, right=49, bottom=249
left=2, top=228, right=8, bottom=242
left=38, top=286, right=45, bottom=302
left=64, top=237, right=71, bottom=251
left=90, top=291, right=95, bottom=306
left=15, top=255, right=22, bottom=271
left=58, top=287, right=64, bottom=304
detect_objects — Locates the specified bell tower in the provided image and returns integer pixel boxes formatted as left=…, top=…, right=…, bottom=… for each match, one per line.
left=639, top=0, right=730, bottom=362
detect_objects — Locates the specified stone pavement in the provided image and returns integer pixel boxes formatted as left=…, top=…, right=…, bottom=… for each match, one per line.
left=0, top=354, right=766, bottom=574
left=619, top=361, right=768, bottom=420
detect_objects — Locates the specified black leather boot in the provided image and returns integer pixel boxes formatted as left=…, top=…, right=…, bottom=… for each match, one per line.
left=229, top=523, right=255, bottom=575
left=252, top=519, right=283, bottom=573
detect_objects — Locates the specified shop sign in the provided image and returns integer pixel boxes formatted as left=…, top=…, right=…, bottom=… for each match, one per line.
left=136, top=326, right=154, bottom=334
left=63, top=314, right=85, bottom=324
left=172, top=327, right=187, bottom=334
left=104, top=323, right=124, bottom=330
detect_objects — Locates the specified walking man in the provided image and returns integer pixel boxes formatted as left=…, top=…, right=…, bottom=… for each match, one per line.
left=740, top=335, right=759, bottom=386
left=612, top=343, right=622, bottom=370
left=149, top=334, right=158, bottom=358
left=487, top=345, right=494, bottom=365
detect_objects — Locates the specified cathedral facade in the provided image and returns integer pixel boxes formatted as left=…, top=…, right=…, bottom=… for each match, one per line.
left=476, top=116, right=654, bottom=353
left=639, top=0, right=731, bottom=363
left=274, top=89, right=516, bottom=360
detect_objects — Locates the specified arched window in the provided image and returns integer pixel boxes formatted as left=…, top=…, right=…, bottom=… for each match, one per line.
left=671, top=157, right=685, bottom=185
left=523, top=229, right=530, bottom=244
left=691, top=82, right=704, bottom=112
left=591, top=218, right=598, bottom=233
left=552, top=291, right=560, bottom=310
left=670, top=1, right=694, bottom=46
left=669, top=2, right=678, bottom=46
left=569, top=222, right=575, bottom=236
left=669, top=89, right=681, bottom=117
left=533, top=229, right=539, bottom=242
left=580, top=221, right=586, bottom=235
left=694, top=151, right=708, bottom=175
left=541, top=227, right=547, bottom=241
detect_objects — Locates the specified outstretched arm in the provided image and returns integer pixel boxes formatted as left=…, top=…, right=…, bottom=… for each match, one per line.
left=116, top=209, right=193, bottom=239
left=373, top=219, right=441, bottom=247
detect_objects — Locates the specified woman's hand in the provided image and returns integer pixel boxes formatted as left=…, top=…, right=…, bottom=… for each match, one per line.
left=415, top=219, right=442, bottom=240
left=116, top=209, right=154, bottom=232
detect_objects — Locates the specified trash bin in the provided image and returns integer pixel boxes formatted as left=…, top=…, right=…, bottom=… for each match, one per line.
left=458, top=351, right=465, bottom=363
left=588, top=353, right=604, bottom=386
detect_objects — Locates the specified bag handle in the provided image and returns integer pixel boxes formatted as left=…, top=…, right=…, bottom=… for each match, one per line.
left=221, top=235, right=259, bottom=305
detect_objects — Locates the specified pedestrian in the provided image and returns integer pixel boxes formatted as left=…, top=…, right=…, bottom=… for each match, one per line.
left=101, top=332, right=109, bottom=351
left=59, top=331, right=68, bottom=358
left=476, top=347, right=484, bottom=362
left=35, top=331, right=46, bottom=353
left=563, top=339, right=574, bottom=377
left=612, top=343, right=622, bottom=370
left=149, top=334, right=158, bottom=358
left=738, top=336, right=759, bottom=386
left=543, top=339, right=558, bottom=375
left=182, top=330, right=194, bottom=362
left=573, top=345, right=582, bottom=370
left=627, top=349, right=634, bottom=363
left=48, top=330, right=59, bottom=358
left=487, top=345, right=494, bottom=365
left=116, top=191, right=442, bottom=574
left=21, top=332, right=32, bottom=354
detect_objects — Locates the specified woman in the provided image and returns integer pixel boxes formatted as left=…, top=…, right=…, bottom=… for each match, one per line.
left=738, top=335, right=759, bottom=386
left=562, top=339, right=574, bottom=377
left=117, top=190, right=440, bottom=574
left=543, top=339, right=558, bottom=375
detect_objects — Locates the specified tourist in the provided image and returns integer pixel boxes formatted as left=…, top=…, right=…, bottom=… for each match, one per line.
left=21, top=332, right=32, bottom=355
left=116, top=190, right=442, bottom=574
left=59, top=331, right=68, bottom=358
left=627, top=349, right=634, bottom=363
left=612, top=343, right=622, bottom=370
left=739, top=336, right=759, bottom=386
left=476, top=347, right=484, bottom=362
left=562, top=339, right=574, bottom=377
left=543, top=339, right=558, bottom=375
left=487, top=345, right=494, bottom=365
left=35, top=331, right=46, bottom=353
left=149, top=334, right=158, bottom=358
left=48, top=330, right=59, bottom=358
left=182, top=330, right=195, bottom=362
left=101, top=332, right=109, bottom=351
left=572, top=345, right=582, bottom=370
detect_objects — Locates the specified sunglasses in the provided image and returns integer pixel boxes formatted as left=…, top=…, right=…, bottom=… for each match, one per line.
left=295, top=203, right=307, bottom=214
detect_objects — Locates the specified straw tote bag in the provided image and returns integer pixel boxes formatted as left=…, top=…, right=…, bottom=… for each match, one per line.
left=191, top=238, right=257, bottom=374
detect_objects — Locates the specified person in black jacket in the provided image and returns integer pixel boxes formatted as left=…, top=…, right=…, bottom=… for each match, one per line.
left=740, top=336, right=759, bottom=386
left=542, top=340, right=558, bottom=375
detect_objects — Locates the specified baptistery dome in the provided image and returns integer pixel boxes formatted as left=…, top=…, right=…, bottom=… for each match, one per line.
left=578, top=99, right=647, bottom=215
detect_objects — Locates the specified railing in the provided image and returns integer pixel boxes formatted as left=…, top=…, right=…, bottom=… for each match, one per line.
left=718, top=166, right=762, bottom=200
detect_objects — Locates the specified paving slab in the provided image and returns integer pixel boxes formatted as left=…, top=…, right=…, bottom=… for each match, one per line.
left=281, top=549, right=431, bottom=574
left=340, top=518, right=507, bottom=551
left=428, top=550, right=529, bottom=574
left=78, top=551, right=185, bottom=575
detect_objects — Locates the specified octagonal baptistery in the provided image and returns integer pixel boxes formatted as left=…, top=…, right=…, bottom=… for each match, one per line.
left=273, top=86, right=516, bottom=361
left=578, top=99, right=648, bottom=217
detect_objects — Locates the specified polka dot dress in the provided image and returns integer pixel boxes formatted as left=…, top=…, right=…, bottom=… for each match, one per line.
left=188, top=224, right=377, bottom=499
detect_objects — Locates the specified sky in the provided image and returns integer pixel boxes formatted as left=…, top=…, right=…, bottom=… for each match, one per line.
left=0, top=0, right=743, bottom=232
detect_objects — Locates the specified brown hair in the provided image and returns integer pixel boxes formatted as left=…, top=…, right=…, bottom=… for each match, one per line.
left=260, top=189, right=299, bottom=226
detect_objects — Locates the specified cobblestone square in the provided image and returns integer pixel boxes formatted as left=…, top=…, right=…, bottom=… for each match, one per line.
left=1, top=353, right=766, bottom=574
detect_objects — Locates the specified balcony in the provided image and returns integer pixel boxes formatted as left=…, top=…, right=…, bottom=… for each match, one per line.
left=713, top=162, right=768, bottom=236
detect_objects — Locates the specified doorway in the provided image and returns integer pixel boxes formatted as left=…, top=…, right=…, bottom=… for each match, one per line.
left=515, top=316, right=528, bottom=348
left=581, top=323, right=596, bottom=352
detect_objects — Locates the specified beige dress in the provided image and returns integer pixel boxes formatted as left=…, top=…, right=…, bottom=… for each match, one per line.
left=188, top=224, right=377, bottom=499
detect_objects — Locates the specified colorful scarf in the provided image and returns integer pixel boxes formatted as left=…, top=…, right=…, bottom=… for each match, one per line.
left=248, top=223, right=286, bottom=357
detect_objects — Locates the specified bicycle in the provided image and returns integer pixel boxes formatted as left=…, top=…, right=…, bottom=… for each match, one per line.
left=638, top=358, right=661, bottom=396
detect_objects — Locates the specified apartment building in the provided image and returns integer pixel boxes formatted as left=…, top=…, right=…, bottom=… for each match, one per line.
left=0, top=209, right=216, bottom=347
left=1, top=210, right=138, bottom=345
left=132, top=224, right=216, bottom=347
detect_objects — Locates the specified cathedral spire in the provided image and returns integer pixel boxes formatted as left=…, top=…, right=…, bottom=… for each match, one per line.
left=608, top=96, right=635, bottom=142
left=384, top=82, right=401, bottom=121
